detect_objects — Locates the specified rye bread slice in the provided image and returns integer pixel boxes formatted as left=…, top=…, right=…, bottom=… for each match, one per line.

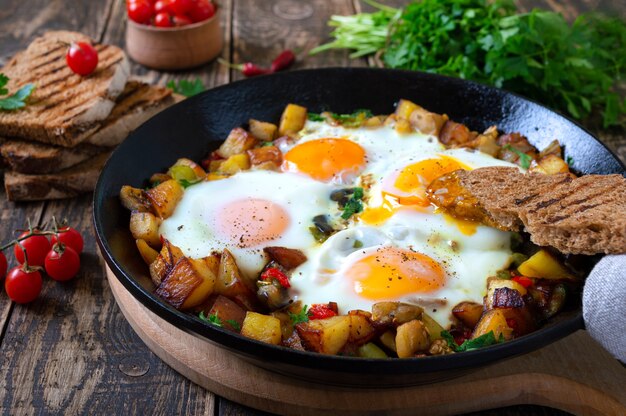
left=4, top=151, right=111, bottom=201
left=427, top=166, right=626, bottom=255
left=0, top=31, right=129, bottom=147
left=0, top=81, right=174, bottom=173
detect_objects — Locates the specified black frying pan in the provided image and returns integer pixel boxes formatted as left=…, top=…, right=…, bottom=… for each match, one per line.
left=93, top=68, right=625, bottom=387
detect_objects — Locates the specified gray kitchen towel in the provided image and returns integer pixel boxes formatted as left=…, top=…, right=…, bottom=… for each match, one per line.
left=583, top=254, right=626, bottom=362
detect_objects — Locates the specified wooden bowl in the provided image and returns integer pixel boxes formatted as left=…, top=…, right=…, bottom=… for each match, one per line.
left=125, top=10, right=222, bottom=70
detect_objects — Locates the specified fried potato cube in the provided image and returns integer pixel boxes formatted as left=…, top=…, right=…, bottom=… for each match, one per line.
left=249, top=119, right=278, bottom=141
left=129, top=211, right=161, bottom=247
left=207, top=295, right=246, bottom=332
left=135, top=239, right=159, bottom=265
left=371, top=302, right=423, bottom=327
left=181, top=258, right=217, bottom=309
left=348, top=310, right=376, bottom=346
left=296, top=315, right=351, bottom=355
left=395, top=99, right=419, bottom=120
left=241, top=312, right=282, bottom=345
left=439, top=120, right=476, bottom=145
left=472, top=309, right=514, bottom=341
left=168, top=158, right=206, bottom=182
left=486, top=278, right=527, bottom=309
left=452, top=301, right=484, bottom=329
left=278, top=104, right=307, bottom=136
left=263, top=246, right=307, bottom=270
left=528, top=154, right=570, bottom=175
left=215, top=249, right=258, bottom=310
left=120, top=185, right=149, bottom=212
left=145, top=179, right=184, bottom=219
left=217, top=128, right=258, bottom=158
left=394, top=117, right=413, bottom=134
left=517, top=249, right=576, bottom=280
left=409, top=106, right=448, bottom=136
left=217, top=153, right=250, bottom=175
left=395, top=319, right=430, bottom=358
left=155, top=257, right=204, bottom=309
left=149, top=240, right=185, bottom=286
left=247, top=146, right=282, bottom=167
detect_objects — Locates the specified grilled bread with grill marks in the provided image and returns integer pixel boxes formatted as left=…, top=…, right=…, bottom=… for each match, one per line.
left=426, top=167, right=626, bottom=255
left=0, top=31, right=129, bottom=147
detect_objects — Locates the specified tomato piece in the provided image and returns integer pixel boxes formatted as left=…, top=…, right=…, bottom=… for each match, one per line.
left=260, top=267, right=290, bottom=288
left=169, top=0, right=192, bottom=15
left=127, top=0, right=153, bottom=24
left=50, top=226, right=84, bottom=254
left=0, top=251, right=7, bottom=279
left=45, top=244, right=81, bottom=282
left=308, top=303, right=337, bottom=320
left=188, top=0, right=215, bottom=23
left=173, top=14, right=192, bottom=26
left=13, top=231, right=51, bottom=267
left=153, top=0, right=171, bottom=15
left=512, top=275, right=533, bottom=288
left=5, top=266, right=42, bottom=304
left=154, top=12, right=173, bottom=27
left=66, top=42, right=99, bottom=76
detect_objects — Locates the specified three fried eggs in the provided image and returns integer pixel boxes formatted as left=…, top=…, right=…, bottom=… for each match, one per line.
left=161, top=120, right=520, bottom=327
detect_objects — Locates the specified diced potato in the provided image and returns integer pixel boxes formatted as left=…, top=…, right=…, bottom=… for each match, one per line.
left=180, top=258, right=217, bottom=309
left=206, top=173, right=228, bottom=181
left=278, top=104, right=307, bottom=136
left=517, top=249, right=576, bottom=280
left=129, top=211, right=161, bottom=247
left=529, top=282, right=567, bottom=319
left=155, top=257, right=204, bottom=309
left=203, top=254, right=220, bottom=276
left=499, top=307, right=537, bottom=336
left=217, top=153, right=250, bottom=175
left=357, top=342, right=388, bottom=358
left=215, top=249, right=258, bottom=310
left=247, top=146, right=282, bottom=167
left=168, top=158, right=206, bottom=182
left=296, top=315, right=351, bottom=355
left=486, top=278, right=527, bottom=309
left=421, top=312, right=444, bottom=342
left=528, top=154, right=570, bottom=175
left=217, top=128, right=258, bottom=158
left=363, top=115, right=385, bottom=128
left=439, top=120, right=476, bottom=145
left=452, top=301, right=484, bottom=329
left=263, top=246, right=307, bottom=270
left=149, top=240, right=185, bottom=286
left=539, top=140, right=562, bottom=158
left=394, top=99, right=419, bottom=120
left=207, top=295, right=246, bottom=332
left=135, top=239, right=159, bottom=265
left=472, top=309, right=514, bottom=341
left=251, top=161, right=280, bottom=171
left=395, top=319, right=430, bottom=358
left=208, top=160, right=223, bottom=173
left=149, top=173, right=172, bottom=186
left=271, top=310, right=295, bottom=341
left=249, top=119, right=278, bottom=141
left=379, top=330, right=397, bottom=352
left=348, top=310, right=376, bottom=346
left=145, top=179, right=184, bottom=219
left=394, top=117, right=413, bottom=134
left=409, top=106, right=448, bottom=136
left=458, top=126, right=500, bottom=156
left=371, top=302, right=423, bottom=327
left=241, top=312, right=282, bottom=345
left=120, top=185, right=149, bottom=212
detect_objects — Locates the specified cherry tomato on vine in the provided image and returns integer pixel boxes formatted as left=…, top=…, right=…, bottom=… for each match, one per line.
left=13, top=231, right=51, bottom=267
left=45, top=244, right=80, bottom=282
left=170, top=0, right=192, bottom=15
left=154, top=12, right=173, bottom=27
left=5, top=266, right=42, bottom=304
left=188, top=0, right=215, bottom=23
left=0, top=251, right=7, bottom=280
left=66, top=42, right=99, bottom=76
left=173, top=14, right=192, bottom=26
left=127, top=0, right=153, bottom=24
left=50, top=226, right=84, bottom=255
left=153, top=0, right=171, bottom=15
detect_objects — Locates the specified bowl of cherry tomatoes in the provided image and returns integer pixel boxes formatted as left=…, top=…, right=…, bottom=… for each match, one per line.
left=125, top=0, right=222, bottom=70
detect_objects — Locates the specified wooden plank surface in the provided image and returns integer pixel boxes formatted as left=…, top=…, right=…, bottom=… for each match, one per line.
left=0, top=0, right=623, bottom=415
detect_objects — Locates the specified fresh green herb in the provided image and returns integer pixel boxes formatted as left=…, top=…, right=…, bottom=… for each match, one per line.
left=261, top=141, right=274, bottom=147
left=199, top=311, right=223, bottom=327
left=178, top=179, right=199, bottom=189
left=166, top=78, right=205, bottom=97
left=308, top=112, right=326, bottom=122
left=0, top=74, right=35, bottom=111
left=226, top=319, right=241, bottom=331
left=309, top=226, right=329, bottom=243
left=341, top=187, right=364, bottom=219
left=503, top=145, right=533, bottom=169
left=313, top=1, right=626, bottom=127
left=288, top=305, right=310, bottom=324
left=169, top=165, right=200, bottom=188
left=441, top=330, right=504, bottom=352
left=566, top=156, right=575, bottom=167
left=331, top=109, right=374, bottom=127
left=353, top=240, right=364, bottom=248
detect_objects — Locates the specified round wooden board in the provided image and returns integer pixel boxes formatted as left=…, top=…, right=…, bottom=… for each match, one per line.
left=106, top=267, right=626, bottom=416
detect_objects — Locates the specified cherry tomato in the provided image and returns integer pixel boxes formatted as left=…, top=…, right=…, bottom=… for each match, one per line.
left=173, top=14, right=192, bottom=26
left=154, top=12, right=173, bottom=27
left=45, top=244, right=80, bottom=282
left=66, top=42, right=99, bottom=76
left=153, top=0, right=171, bottom=15
left=127, top=0, right=153, bottom=24
left=0, top=251, right=7, bottom=279
left=50, top=226, right=84, bottom=255
left=14, top=231, right=51, bottom=267
left=5, top=266, right=42, bottom=304
left=188, top=0, right=215, bottom=22
left=170, top=0, right=192, bottom=15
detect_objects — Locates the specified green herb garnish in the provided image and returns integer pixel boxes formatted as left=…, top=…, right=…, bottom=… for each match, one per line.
left=167, top=78, right=205, bottom=97
left=341, top=187, right=364, bottom=219
left=503, top=145, right=533, bottom=169
left=441, top=330, right=504, bottom=352
left=226, top=319, right=241, bottom=331
left=288, top=305, right=310, bottom=324
left=353, top=240, right=364, bottom=248
left=0, top=74, right=35, bottom=111
left=308, top=112, right=326, bottom=122
left=331, top=109, right=373, bottom=127
left=199, top=311, right=223, bottom=327
left=566, top=156, right=575, bottom=167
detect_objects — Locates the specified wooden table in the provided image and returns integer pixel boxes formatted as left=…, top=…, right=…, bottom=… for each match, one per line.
left=0, top=1, right=624, bottom=415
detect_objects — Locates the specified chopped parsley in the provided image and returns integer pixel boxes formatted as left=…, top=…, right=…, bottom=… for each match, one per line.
left=199, top=311, right=223, bottom=327
left=441, top=330, right=505, bottom=352
left=330, top=109, right=373, bottom=127
left=226, top=319, right=241, bottom=331
left=503, top=145, right=533, bottom=169
left=288, top=305, right=310, bottom=324
left=307, top=112, right=325, bottom=121
left=353, top=239, right=364, bottom=248
left=566, top=156, right=575, bottom=167
left=0, top=73, right=35, bottom=111
left=340, top=187, right=364, bottom=219
left=166, top=78, right=205, bottom=97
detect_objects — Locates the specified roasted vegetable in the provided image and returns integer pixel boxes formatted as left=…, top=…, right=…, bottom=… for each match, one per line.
left=214, top=249, right=259, bottom=310
left=247, top=146, right=282, bottom=168
left=241, top=312, right=282, bottom=345
left=517, top=249, right=576, bottom=280
left=263, top=246, right=307, bottom=270
left=395, top=319, right=430, bottom=358
left=120, top=185, right=149, bottom=212
left=296, top=315, right=351, bottom=355
left=154, top=257, right=215, bottom=310
left=206, top=295, right=246, bottom=332
left=472, top=309, right=514, bottom=341
left=248, top=119, right=278, bottom=141
left=149, top=239, right=185, bottom=286
left=135, top=239, right=159, bottom=265
left=129, top=211, right=161, bottom=247
left=371, top=302, right=423, bottom=327
left=216, top=127, right=258, bottom=158
left=145, top=179, right=184, bottom=219
left=278, top=104, right=307, bottom=136
left=452, top=301, right=484, bottom=329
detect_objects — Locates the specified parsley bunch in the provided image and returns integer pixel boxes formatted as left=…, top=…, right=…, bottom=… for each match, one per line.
left=313, top=0, right=626, bottom=127
left=0, top=74, right=35, bottom=111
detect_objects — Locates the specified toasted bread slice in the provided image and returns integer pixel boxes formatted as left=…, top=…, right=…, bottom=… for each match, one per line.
left=0, top=82, right=174, bottom=173
left=427, top=167, right=626, bottom=254
left=0, top=31, right=129, bottom=147
left=4, top=152, right=111, bottom=201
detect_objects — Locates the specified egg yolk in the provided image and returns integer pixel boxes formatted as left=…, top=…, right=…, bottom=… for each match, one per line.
left=218, top=198, right=289, bottom=247
left=282, top=138, right=366, bottom=182
left=346, top=247, right=445, bottom=300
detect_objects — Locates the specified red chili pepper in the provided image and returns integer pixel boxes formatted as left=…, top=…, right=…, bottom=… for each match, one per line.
left=308, top=303, right=337, bottom=320
left=271, top=49, right=295, bottom=73
left=260, top=267, right=290, bottom=288
left=512, top=275, right=533, bottom=288
left=217, top=58, right=270, bottom=77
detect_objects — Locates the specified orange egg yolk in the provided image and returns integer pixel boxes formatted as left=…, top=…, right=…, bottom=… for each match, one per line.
left=346, top=247, right=446, bottom=300
left=218, top=198, right=289, bottom=247
left=282, top=138, right=366, bottom=182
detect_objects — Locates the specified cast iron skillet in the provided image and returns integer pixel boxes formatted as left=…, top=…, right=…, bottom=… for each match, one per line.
left=93, top=68, right=625, bottom=387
